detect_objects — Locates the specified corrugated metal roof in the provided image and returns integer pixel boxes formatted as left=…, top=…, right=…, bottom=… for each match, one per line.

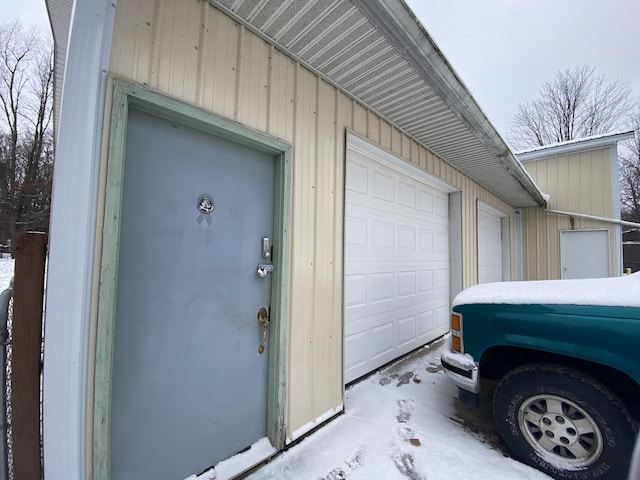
left=47, top=0, right=546, bottom=207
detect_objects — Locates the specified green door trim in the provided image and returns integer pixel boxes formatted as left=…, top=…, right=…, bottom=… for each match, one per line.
left=93, top=79, right=291, bottom=479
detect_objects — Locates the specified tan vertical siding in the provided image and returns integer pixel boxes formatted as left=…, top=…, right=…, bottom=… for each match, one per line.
left=288, top=64, right=317, bottom=430
left=237, top=26, right=270, bottom=131
left=201, top=9, right=239, bottom=118
left=367, top=111, right=379, bottom=144
left=313, top=78, right=340, bottom=417
left=352, top=103, right=367, bottom=137
left=109, top=0, right=517, bottom=438
left=267, top=49, right=295, bottom=140
left=380, top=121, right=391, bottom=149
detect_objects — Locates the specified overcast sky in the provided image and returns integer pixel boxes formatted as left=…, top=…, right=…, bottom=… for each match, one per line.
left=405, top=0, right=640, bottom=137
left=3, top=0, right=640, bottom=139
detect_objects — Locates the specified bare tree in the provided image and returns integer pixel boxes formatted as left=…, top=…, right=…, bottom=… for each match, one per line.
left=508, top=66, right=633, bottom=150
left=0, top=21, right=54, bottom=256
left=620, top=108, right=640, bottom=223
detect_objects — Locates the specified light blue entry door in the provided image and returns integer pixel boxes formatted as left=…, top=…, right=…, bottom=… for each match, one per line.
left=110, top=107, right=275, bottom=479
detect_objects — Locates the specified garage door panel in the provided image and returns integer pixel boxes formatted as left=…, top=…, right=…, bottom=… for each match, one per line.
left=344, top=274, right=367, bottom=308
left=435, top=268, right=448, bottom=289
left=396, top=271, right=416, bottom=298
left=344, top=333, right=367, bottom=372
left=345, top=259, right=449, bottom=274
left=434, top=196, right=449, bottom=217
left=478, top=204, right=504, bottom=284
left=345, top=297, right=449, bottom=334
left=345, top=144, right=451, bottom=383
left=345, top=264, right=448, bottom=291
left=347, top=200, right=448, bottom=224
left=372, top=170, right=395, bottom=202
left=397, top=314, right=417, bottom=347
left=418, top=190, right=433, bottom=213
left=345, top=216, right=367, bottom=248
left=398, top=181, right=417, bottom=208
left=418, top=230, right=434, bottom=252
left=346, top=159, right=369, bottom=194
left=345, top=266, right=449, bottom=313
left=417, top=311, right=434, bottom=338
left=398, top=226, right=417, bottom=250
left=370, top=272, right=395, bottom=303
left=372, top=221, right=394, bottom=249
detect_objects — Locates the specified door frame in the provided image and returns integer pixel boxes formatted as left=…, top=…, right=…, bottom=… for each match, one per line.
left=93, top=79, right=291, bottom=478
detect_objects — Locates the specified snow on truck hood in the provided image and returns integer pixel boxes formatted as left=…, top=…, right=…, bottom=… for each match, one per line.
left=453, top=272, right=640, bottom=308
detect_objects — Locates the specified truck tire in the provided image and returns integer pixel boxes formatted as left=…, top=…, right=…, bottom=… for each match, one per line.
left=493, top=363, right=636, bottom=480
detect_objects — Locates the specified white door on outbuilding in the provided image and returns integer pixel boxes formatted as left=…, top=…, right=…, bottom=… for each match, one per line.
left=477, top=202, right=509, bottom=284
left=344, top=135, right=453, bottom=384
left=561, top=229, right=610, bottom=279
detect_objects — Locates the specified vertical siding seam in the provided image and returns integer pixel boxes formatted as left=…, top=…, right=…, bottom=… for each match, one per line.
left=288, top=60, right=300, bottom=435
left=333, top=87, right=343, bottom=393
left=312, top=75, right=321, bottom=415
left=234, top=24, right=244, bottom=121
left=149, top=0, right=162, bottom=88
left=194, top=0, right=207, bottom=106
left=266, top=45, right=274, bottom=134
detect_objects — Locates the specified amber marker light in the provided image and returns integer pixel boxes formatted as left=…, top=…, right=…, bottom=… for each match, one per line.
left=452, top=335, right=462, bottom=352
left=451, top=313, right=461, bottom=331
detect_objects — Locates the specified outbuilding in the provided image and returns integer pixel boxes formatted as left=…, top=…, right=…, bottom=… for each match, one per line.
left=43, top=0, right=548, bottom=478
left=517, top=131, right=635, bottom=280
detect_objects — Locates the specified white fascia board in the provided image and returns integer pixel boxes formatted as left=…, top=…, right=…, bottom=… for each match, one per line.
left=42, top=1, right=115, bottom=479
left=516, top=131, right=635, bottom=162
left=352, top=0, right=546, bottom=207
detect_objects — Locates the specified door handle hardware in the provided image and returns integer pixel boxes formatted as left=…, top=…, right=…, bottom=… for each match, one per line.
left=262, top=237, right=271, bottom=260
left=257, top=307, right=269, bottom=355
left=257, top=264, right=274, bottom=278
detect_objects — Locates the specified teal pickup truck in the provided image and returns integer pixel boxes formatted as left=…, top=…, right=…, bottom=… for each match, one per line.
left=441, top=273, right=640, bottom=480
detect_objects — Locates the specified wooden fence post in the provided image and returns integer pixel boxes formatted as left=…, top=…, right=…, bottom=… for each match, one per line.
left=12, top=232, right=47, bottom=480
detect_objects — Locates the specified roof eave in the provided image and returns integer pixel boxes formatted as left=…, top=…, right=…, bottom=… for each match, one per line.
left=517, top=131, right=636, bottom=162
left=353, top=0, right=546, bottom=207
left=46, top=0, right=547, bottom=208
left=45, top=0, right=73, bottom=136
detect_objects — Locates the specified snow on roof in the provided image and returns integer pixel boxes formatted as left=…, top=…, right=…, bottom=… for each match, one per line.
left=453, top=272, right=640, bottom=308
left=516, top=131, right=635, bottom=162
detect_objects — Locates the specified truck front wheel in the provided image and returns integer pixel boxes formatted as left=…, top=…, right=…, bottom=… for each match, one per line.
left=493, top=363, right=636, bottom=479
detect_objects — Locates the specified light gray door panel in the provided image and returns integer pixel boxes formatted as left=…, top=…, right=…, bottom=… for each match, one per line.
left=110, top=108, right=275, bottom=479
left=561, top=230, right=610, bottom=279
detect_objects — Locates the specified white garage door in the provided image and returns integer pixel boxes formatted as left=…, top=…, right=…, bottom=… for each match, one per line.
left=477, top=203, right=504, bottom=284
left=344, top=137, right=451, bottom=383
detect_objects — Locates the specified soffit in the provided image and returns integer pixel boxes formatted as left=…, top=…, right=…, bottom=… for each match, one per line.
left=46, top=0, right=545, bottom=207
left=211, top=0, right=545, bottom=207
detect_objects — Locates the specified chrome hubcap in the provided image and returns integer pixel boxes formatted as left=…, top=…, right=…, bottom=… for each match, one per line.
left=518, top=394, right=602, bottom=468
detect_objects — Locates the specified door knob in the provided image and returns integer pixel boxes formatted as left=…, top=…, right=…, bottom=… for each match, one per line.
left=257, top=264, right=274, bottom=278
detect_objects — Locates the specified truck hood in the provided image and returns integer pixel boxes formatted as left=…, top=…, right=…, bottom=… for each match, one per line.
left=453, top=272, right=640, bottom=308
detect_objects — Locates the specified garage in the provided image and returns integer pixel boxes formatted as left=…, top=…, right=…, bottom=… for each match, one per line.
left=344, top=135, right=453, bottom=383
left=477, top=202, right=508, bottom=284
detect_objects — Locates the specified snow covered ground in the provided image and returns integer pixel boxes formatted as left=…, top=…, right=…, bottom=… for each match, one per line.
left=243, top=338, right=551, bottom=480
left=0, top=256, right=14, bottom=293
left=0, top=256, right=552, bottom=479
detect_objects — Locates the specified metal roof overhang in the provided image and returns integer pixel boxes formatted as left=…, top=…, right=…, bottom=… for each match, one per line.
left=47, top=0, right=546, bottom=207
